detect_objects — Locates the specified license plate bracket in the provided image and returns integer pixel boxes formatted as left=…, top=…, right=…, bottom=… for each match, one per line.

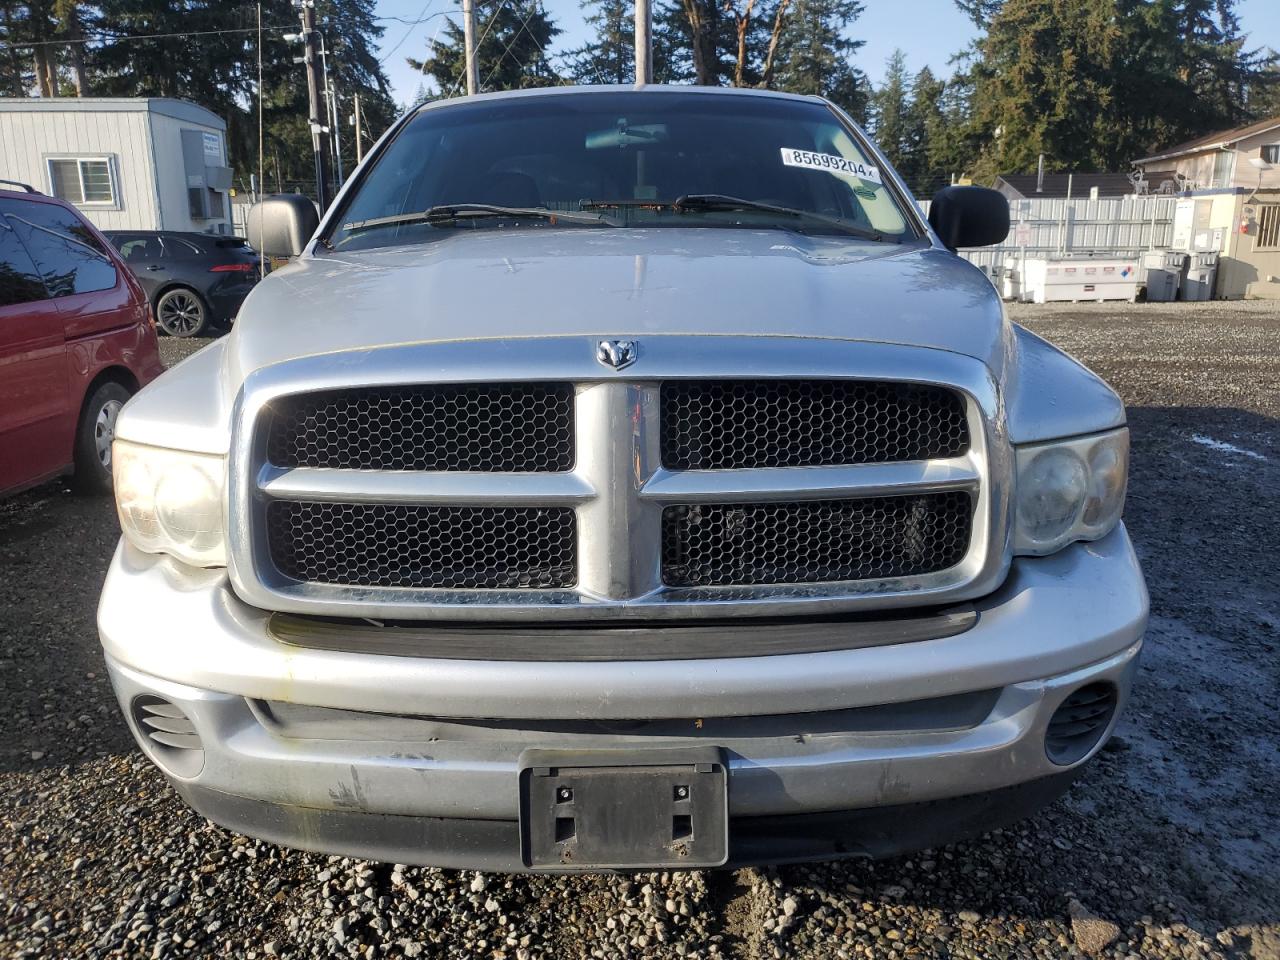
left=518, top=747, right=728, bottom=870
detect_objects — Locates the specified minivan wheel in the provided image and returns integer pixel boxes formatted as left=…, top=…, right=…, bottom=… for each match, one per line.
left=72, top=381, right=132, bottom=494
left=155, top=288, right=209, bottom=337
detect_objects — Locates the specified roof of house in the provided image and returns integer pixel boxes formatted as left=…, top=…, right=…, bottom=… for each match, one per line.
left=1136, top=115, right=1280, bottom=164
left=994, top=172, right=1135, bottom=199
left=0, top=97, right=224, bottom=130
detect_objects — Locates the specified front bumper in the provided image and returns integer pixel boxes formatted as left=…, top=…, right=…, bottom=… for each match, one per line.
left=99, top=526, right=1147, bottom=870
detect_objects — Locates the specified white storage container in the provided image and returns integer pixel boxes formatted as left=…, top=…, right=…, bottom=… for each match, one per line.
left=1020, top=256, right=1142, bottom=304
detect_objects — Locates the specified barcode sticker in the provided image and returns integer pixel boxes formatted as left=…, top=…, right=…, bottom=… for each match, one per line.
left=781, top=148, right=882, bottom=184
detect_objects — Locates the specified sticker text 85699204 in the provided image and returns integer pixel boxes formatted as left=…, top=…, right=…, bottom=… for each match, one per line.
left=781, top=148, right=882, bottom=184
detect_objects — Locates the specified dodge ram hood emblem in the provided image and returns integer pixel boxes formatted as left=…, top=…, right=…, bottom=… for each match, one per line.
left=596, top=339, right=638, bottom=370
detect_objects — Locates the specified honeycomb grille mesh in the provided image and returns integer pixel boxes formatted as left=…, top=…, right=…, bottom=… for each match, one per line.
left=265, top=383, right=574, bottom=472
left=267, top=502, right=576, bottom=589
left=660, top=380, right=969, bottom=470
left=661, top=492, right=973, bottom=587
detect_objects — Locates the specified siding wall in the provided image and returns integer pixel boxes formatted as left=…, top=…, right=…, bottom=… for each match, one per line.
left=147, top=111, right=229, bottom=232
left=0, top=107, right=159, bottom=230
left=1137, top=129, right=1280, bottom=192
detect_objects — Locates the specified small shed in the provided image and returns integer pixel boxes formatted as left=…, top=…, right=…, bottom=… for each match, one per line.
left=0, top=97, right=234, bottom=233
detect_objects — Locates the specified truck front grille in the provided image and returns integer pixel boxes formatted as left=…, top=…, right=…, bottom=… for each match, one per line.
left=660, top=380, right=968, bottom=470
left=265, top=382, right=575, bottom=472
left=266, top=502, right=577, bottom=589
left=661, top=493, right=973, bottom=587
left=231, top=337, right=1002, bottom=620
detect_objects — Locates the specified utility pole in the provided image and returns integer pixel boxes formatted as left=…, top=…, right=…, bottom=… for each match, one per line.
left=353, top=94, right=364, bottom=164
left=297, top=0, right=331, bottom=210
left=319, top=35, right=344, bottom=185
left=462, top=0, right=479, bottom=95
left=635, top=0, right=653, bottom=86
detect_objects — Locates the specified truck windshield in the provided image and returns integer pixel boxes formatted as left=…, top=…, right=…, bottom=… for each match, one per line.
left=326, top=91, right=918, bottom=252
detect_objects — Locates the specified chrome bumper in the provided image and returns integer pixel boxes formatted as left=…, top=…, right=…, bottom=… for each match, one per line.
left=99, top=525, right=1147, bottom=863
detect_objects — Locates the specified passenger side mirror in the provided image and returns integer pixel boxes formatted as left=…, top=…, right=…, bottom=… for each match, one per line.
left=928, top=186, right=1010, bottom=250
left=245, top=194, right=320, bottom=258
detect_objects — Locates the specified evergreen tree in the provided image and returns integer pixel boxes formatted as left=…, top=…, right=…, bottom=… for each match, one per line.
left=564, top=0, right=632, bottom=84
left=409, top=0, right=561, bottom=94
left=900, top=65, right=944, bottom=195
left=870, top=49, right=910, bottom=172
left=1246, top=52, right=1280, bottom=118
left=767, top=0, right=867, bottom=121
left=963, top=0, right=1271, bottom=179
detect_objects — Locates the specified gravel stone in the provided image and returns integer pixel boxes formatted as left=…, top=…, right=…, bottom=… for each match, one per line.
left=1, top=305, right=1278, bottom=958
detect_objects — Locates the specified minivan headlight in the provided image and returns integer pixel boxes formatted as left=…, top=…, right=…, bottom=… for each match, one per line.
left=113, top=440, right=227, bottom=567
left=1014, top=428, right=1128, bottom=556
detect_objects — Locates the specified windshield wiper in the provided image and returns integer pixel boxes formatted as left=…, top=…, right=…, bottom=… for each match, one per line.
left=672, top=194, right=893, bottom=242
left=342, top=203, right=614, bottom=236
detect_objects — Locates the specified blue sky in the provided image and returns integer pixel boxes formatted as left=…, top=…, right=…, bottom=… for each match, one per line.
left=374, top=0, right=1279, bottom=107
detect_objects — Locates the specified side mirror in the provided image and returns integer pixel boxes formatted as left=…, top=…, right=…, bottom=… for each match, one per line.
left=928, top=186, right=1010, bottom=250
left=245, top=194, right=320, bottom=258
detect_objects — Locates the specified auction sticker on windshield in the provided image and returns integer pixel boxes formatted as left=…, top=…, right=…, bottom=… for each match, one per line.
left=781, top=148, right=882, bottom=184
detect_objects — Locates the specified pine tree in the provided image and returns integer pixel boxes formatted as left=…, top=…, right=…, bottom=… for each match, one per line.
left=767, top=0, right=867, bottom=121
left=899, top=65, right=945, bottom=195
left=871, top=50, right=910, bottom=172
left=564, top=0, right=633, bottom=84
left=409, top=0, right=561, bottom=94
left=1246, top=52, right=1280, bottom=118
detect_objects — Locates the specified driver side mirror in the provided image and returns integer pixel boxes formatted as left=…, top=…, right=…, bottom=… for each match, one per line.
left=246, top=194, right=320, bottom=258
left=928, top=186, right=1010, bottom=250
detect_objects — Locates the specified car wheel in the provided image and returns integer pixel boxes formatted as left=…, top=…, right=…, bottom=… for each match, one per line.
left=155, top=287, right=209, bottom=338
left=72, top=381, right=132, bottom=495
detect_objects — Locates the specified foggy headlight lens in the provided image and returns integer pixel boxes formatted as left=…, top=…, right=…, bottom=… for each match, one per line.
left=1014, top=429, right=1128, bottom=556
left=113, top=440, right=226, bottom=567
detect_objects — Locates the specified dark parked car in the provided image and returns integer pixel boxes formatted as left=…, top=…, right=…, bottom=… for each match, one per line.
left=105, top=230, right=260, bottom=337
left=0, top=182, right=163, bottom=497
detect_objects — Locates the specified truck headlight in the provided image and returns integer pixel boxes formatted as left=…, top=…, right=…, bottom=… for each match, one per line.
left=1014, top=428, right=1128, bottom=556
left=113, top=440, right=227, bottom=567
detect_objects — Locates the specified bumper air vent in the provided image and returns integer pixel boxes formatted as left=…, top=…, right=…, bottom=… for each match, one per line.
left=1045, top=683, right=1117, bottom=766
left=131, top=695, right=205, bottom=778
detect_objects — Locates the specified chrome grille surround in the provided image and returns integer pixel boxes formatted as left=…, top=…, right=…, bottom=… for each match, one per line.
left=227, top=336, right=1012, bottom=622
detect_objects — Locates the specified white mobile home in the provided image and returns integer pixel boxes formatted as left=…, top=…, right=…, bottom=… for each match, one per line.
left=0, top=97, right=234, bottom=234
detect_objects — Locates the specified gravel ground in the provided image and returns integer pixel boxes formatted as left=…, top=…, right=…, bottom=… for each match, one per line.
left=2, top=301, right=1278, bottom=959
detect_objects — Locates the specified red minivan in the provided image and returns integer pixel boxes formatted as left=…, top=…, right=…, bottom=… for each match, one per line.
left=0, top=183, right=164, bottom=497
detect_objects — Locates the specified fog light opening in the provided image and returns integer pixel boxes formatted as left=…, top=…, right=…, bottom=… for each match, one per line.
left=1045, top=682, right=1117, bottom=766
left=131, top=695, right=205, bottom=779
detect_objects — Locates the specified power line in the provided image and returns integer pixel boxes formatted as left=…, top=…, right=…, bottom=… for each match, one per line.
left=378, top=1, right=437, bottom=64
left=0, top=25, right=295, bottom=50
left=480, top=0, right=543, bottom=90
left=447, top=0, right=509, bottom=97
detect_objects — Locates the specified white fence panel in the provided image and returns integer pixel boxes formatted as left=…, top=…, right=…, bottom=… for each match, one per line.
left=917, top=195, right=1177, bottom=272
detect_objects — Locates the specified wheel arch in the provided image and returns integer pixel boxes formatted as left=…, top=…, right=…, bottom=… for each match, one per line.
left=80, top=360, right=141, bottom=407
left=151, top=281, right=208, bottom=311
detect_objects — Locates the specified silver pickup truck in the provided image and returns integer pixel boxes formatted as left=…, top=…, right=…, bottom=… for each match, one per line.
left=99, top=86, right=1147, bottom=872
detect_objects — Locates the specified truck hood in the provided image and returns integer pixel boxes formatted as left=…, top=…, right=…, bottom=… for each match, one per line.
left=227, top=228, right=1008, bottom=382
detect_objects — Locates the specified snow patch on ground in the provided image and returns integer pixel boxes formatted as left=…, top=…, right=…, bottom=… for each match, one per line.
left=1189, top=433, right=1268, bottom=461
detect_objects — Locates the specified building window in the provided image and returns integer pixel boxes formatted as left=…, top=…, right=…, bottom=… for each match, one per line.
left=47, top=157, right=114, bottom=205
left=1212, top=150, right=1235, bottom=188
left=1263, top=144, right=1280, bottom=165
left=1258, top=205, right=1280, bottom=250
